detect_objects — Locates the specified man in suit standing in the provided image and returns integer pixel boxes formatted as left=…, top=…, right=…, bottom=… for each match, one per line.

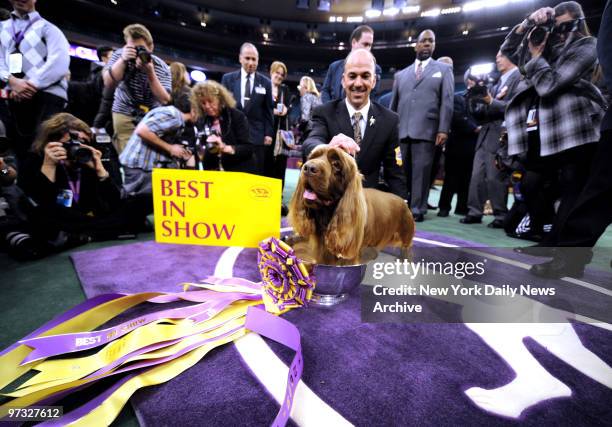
left=221, top=43, right=273, bottom=175
left=321, top=25, right=382, bottom=103
left=460, top=51, right=521, bottom=227
left=303, top=49, right=407, bottom=200
left=390, top=30, right=454, bottom=221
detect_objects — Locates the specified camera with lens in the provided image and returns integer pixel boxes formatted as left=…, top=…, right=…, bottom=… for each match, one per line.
left=466, top=64, right=494, bottom=101
left=528, top=17, right=555, bottom=46
left=64, top=132, right=93, bottom=165
left=91, top=128, right=112, bottom=162
left=199, top=126, right=221, bottom=154
left=134, top=46, right=151, bottom=64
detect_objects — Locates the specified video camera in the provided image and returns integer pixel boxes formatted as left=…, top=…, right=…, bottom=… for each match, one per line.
left=64, top=132, right=93, bottom=165
left=197, top=126, right=221, bottom=155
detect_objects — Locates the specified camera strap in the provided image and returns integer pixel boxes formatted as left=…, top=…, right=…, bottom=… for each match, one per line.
left=61, top=164, right=81, bottom=204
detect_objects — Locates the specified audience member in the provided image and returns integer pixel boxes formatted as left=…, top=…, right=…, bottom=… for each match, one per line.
left=460, top=51, right=522, bottom=227
left=390, top=29, right=454, bottom=222
left=266, top=61, right=291, bottom=187
left=170, top=61, right=192, bottom=113
left=18, top=113, right=152, bottom=244
left=221, top=42, right=274, bottom=175
left=0, top=0, right=69, bottom=166
left=321, top=25, right=382, bottom=103
left=297, top=75, right=321, bottom=140
left=438, top=66, right=480, bottom=217
left=503, top=1, right=606, bottom=254
left=303, top=49, right=407, bottom=199
left=103, top=23, right=171, bottom=155
left=195, top=81, right=254, bottom=173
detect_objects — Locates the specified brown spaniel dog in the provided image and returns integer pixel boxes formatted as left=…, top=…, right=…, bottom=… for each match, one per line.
left=288, top=145, right=415, bottom=265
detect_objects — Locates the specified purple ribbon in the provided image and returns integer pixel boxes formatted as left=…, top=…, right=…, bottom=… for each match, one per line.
left=11, top=15, right=40, bottom=49
left=0, top=293, right=124, bottom=357
left=245, top=307, right=303, bottom=427
left=20, top=292, right=261, bottom=364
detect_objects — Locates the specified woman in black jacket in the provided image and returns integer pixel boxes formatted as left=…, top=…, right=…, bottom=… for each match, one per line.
left=193, top=81, right=255, bottom=173
left=19, top=113, right=152, bottom=243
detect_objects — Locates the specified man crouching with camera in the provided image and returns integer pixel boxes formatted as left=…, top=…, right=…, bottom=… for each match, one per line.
left=103, top=24, right=172, bottom=155
left=18, top=113, right=152, bottom=247
left=501, top=1, right=606, bottom=269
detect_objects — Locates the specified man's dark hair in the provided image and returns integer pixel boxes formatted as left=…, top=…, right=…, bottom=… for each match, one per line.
left=96, top=46, right=113, bottom=61
left=555, top=1, right=590, bottom=36
left=349, top=25, right=374, bottom=44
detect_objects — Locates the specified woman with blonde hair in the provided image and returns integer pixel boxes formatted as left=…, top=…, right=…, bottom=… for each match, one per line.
left=170, top=62, right=192, bottom=113
left=298, top=76, right=321, bottom=123
left=192, top=81, right=254, bottom=173
left=267, top=61, right=291, bottom=188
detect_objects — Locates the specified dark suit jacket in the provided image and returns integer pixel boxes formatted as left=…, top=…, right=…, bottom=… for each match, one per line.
left=201, top=107, right=255, bottom=173
left=221, top=70, right=274, bottom=146
left=446, top=92, right=479, bottom=158
left=302, top=99, right=408, bottom=199
left=321, top=59, right=382, bottom=103
left=474, top=69, right=522, bottom=153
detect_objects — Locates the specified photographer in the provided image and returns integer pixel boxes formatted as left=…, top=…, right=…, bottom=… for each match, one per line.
left=460, top=51, right=522, bottom=228
left=103, top=24, right=171, bottom=155
left=502, top=1, right=606, bottom=254
left=119, top=96, right=197, bottom=197
left=195, top=81, right=254, bottom=173
left=18, top=113, right=152, bottom=244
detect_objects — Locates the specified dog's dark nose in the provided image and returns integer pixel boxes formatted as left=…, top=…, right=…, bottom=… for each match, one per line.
left=303, top=162, right=318, bottom=175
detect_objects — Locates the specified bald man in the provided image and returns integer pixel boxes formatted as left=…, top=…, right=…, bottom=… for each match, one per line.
left=303, top=49, right=407, bottom=199
left=391, top=30, right=454, bottom=221
left=221, top=43, right=274, bottom=175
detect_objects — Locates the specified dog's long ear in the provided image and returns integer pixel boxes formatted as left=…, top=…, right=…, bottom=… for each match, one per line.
left=288, top=168, right=315, bottom=238
left=324, top=154, right=367, bottom=260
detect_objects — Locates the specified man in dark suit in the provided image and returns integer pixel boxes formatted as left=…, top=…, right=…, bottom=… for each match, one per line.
left=390, top=30, right=454, bottom=222
left=320, top=25, right=382, bottom=103
left=221, top=43, right=274, bottom=175
left=303, top=49, right=407, bottom=200
left=460, top=51, right=522, bottom=227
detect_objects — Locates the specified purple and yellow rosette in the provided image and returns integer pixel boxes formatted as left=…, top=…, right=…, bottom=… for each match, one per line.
left=258, top=237, right=315, bottom=314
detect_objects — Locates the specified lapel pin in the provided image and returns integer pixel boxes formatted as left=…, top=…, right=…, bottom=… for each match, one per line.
left=369, top=116, right=375, bottom=127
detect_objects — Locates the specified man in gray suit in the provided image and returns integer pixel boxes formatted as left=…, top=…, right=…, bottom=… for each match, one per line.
left=390, top=30, right=454, bottom=221
left=460, top=51, right=522, bottom=227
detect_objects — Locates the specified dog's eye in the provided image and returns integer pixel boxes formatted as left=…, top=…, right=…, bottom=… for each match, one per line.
left=331, top=160, right=342, bottom=172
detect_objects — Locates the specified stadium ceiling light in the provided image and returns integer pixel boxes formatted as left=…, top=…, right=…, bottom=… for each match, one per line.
left=110, top=0, right=117, bottom=4
left=421, top=8, right=441, bottom=17
left=383, top=7, right=400, bottom=17
left=263, top=32, right=269, bottom=40
left=190, top=70, right=207, bottom=82
left=402, top=5, right=420, bottom=14
left=200, top=21, right=207, bottom=27
left=365, top=9, right=382, bottom=18
left=310, top=37, right=316, bottom=44
left=329, top=16, right=336, bottom=22
left=462, top=29, right=469, bottom=35
left=336, top=16, right=343, bottom=22
left=499, top=26, right=509, bottom=30
left=441, top=7, right=461, bottom=15
left=346, top=16, right=364, bottom=23
left=462, top=1, right=486, bottom=12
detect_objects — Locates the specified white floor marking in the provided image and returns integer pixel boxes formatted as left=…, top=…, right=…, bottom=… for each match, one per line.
left=215, top=246, right=353, bottom=427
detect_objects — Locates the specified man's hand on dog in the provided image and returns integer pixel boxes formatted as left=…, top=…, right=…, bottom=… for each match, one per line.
left=329, top=133, right=361, bottom=156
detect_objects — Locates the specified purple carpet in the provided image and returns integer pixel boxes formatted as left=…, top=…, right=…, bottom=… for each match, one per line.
left=70, top=232, right=612, bottom=426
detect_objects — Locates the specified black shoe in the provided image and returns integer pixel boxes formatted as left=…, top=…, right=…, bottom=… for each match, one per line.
left=460, top=216, right=482, bottom=224
left=530, top=257, right=585, bottom=279
left=281, top=204, right=289, bottom=216
left=437, top=210, right=449, bottom=217
left=488, top=219, right=504, bottom=228
left=427, top=203, right=438, bottom=210
left=513, top=245, right=555, bottom=257
left=414, top=213, right=425, bottom=222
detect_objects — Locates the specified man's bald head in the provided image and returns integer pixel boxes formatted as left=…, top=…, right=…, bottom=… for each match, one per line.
left=437, top=56, right=453, bottom=67
left=415, top=30, right=436, bottom=61
left=342, top=49, right=377, bottom=109
left=344, top=48, right=376, bottom=75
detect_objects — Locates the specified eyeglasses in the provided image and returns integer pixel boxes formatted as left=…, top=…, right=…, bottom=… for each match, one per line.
left=554, top=18, right=582, bottom=34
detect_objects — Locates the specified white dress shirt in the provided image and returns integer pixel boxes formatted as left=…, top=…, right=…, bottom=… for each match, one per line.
left=240, top=68, right=254, bottom=107
left=345, top=98, right=370, bottom=140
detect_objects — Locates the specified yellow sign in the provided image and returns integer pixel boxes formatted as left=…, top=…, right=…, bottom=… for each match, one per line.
left=152, top=169, right=281, bottom=248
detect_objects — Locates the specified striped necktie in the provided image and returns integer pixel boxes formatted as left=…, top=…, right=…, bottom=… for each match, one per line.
left=353, top=112, right=362, bottom=145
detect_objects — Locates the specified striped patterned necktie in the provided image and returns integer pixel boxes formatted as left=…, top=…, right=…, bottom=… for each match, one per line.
left=352, top=112, right=362, bottom=145
left=416, top=62, right=423, bottom=80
